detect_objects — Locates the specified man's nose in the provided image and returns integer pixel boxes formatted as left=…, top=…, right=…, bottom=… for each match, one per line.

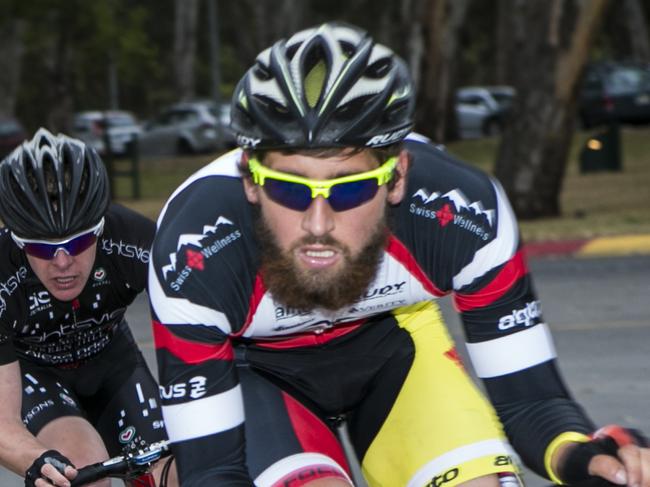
left=301, top=196, right=335, bottom=237
left=50, top=248, right=74, bottom=268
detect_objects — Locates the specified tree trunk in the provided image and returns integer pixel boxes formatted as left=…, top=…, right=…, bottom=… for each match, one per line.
left=622, top=0, right=650, bottom=62
left=495, top=0, right=516, bottom=84
left=402, top=0, right=428, bottom=89
left=416, top=0, right=471, bottom=142
left=494, top=0, right=611, bottom=220
left=173, top=0, right=199, bottom=101
left=0, top=19, right=25, bottom=118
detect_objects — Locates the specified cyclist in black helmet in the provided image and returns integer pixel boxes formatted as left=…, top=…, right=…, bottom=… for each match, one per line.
left=149, top=22, right=649, bottom=487
left=0, top=128, right=177, bottom=487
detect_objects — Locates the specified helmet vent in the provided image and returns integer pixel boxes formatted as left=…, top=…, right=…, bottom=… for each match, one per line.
left=254, top=95, right=291, bottom=118
left=304, top=59, right=326, bottom=108
left=42, top=152, right=62, bottom=213
left=253, top=62, right=272, bottom=81
left=339, top=41, right=356, bottom=58
left=333, top=95, right=374, bottom=121
left=365, top=58, right=392, bottom=79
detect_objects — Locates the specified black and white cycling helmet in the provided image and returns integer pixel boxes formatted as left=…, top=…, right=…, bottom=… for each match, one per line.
left=231, top=21, right=415, bottom=150
left=0, top=127, right=110, bottom=239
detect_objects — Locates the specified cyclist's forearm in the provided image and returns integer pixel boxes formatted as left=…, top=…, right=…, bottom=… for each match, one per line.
left=484, top=360, right=595, bottom=478
left=0, top=415, right=49, bottom=476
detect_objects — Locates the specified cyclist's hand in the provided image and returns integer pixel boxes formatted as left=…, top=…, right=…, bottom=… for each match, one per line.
left=24, top=450, right=77, bottom=487
left=559, top=425, right=649, bottom=486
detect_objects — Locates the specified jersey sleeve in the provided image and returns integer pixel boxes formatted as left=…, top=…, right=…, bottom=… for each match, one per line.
left=0, top=330, right=17, bottom=365
left=401, top=140, right=595, bottom=479
left=102, top=204, right=156, bottom=294
left=0, top=234, right=25, bottom=366
left=148, top=159, right=256, bottom=484
left=450, top=179, right=595, bottom=477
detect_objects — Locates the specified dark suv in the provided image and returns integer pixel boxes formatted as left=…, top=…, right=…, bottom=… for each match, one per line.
left=579, top=62, right=650, bottom=128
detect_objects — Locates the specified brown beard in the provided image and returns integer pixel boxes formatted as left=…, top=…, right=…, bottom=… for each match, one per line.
left=253, top=208, right=389, bottom=311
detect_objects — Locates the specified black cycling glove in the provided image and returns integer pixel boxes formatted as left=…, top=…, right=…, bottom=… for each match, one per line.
left=559, top=425, right=649, bottom=485
left=25, top=450, right=75, bottom=487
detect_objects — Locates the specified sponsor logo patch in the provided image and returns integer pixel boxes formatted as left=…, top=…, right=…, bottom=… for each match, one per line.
left=164, top=216, right=242, bottom=292
left=410, top=188, right=495, bottom=240
left=119, top=426, right=136, bottom=444
left=497, top=300, right=542, bottom=330
left=93, top=268, right=107, bottom=281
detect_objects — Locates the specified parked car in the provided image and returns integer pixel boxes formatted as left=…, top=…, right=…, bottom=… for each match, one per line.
left=138, top=100, right=234, bottom=157
left=578, top=62, right=650, bottom=128
left=0, top=117, right=28, bottom=159
left=455, top=86, right=516, bottom=139
left=70, top=110, right=142, bottom=156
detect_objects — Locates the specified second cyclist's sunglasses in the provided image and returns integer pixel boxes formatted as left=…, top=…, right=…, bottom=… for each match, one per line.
left=11, top=218, right=105, bottom=260
left=248, top=156, right=398, bottom=212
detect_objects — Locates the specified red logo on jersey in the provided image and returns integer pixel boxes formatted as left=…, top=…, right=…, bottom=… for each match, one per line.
left=436, top=204, right=454, bottom=227
left=444, top=347, right=464, bottom=369
left=186, top=249, right=205, bottom=271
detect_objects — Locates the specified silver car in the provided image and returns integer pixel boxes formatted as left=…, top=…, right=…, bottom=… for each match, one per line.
left=70, top=111, right=142, bottom=156
left=138, top=101, right=231, bottom=156
left=455, top=86, right=515, bottom=139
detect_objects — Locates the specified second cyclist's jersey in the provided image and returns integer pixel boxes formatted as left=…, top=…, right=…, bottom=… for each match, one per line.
left=149, top=136, right=594, bottom=483
left=0, top=204, right=154, bottom=367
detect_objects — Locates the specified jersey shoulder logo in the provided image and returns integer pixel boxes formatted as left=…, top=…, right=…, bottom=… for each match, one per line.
left=409, top=188, right=495, bottom=241
left=162, top=216, right=242, bottom=292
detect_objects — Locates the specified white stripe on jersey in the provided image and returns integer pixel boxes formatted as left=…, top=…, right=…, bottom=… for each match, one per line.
left=255, top=453, right=352, bottom=487
left=466, top=323, right=556, bottom=378
left=453, top=180, right=519, bottom=289
left=162, top=384, right=244, bottom=442
left=148, top=263, right=232, bottom=332
left=407, top=438, right=515, bottom=487
left=156, top=149, right=242, bottom=226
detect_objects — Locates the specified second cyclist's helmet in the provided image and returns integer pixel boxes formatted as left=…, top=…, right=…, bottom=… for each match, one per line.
left=231, top=21, right=415, bottom=150
left=0, top=128, right=110, bottom=239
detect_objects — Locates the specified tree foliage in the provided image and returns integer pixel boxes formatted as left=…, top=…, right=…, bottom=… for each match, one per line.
left=3, top=0, right=649, bottom=218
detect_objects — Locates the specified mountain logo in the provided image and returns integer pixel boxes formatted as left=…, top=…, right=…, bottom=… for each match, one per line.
left=163, top=216, right=236, bottom=279
left=410, top=188, right=495, bottom=240
left=412, top=188, right=495, bottom=226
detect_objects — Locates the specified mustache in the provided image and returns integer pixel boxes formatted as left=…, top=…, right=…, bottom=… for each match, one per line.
left=291, top=234, right=345, bottom=249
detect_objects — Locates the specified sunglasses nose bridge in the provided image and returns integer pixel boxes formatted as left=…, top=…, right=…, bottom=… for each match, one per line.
left=50, top=247, right=73, bottom=264
left=309, top=185, right=331, bottom=199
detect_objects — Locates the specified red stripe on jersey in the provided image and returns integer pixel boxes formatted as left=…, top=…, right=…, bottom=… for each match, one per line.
left=386, top=235, right=446, bottom=297
left=236, top=274, right=267, bottom=338
left=270, top=465, right=347, bottom=487
left=282, top=392, right=351, bottom=473
left=253, top=320, right=364, bottom=349
left=453, top=250, right=528, bottom=312
left=152, top=320, right=233, bottom=364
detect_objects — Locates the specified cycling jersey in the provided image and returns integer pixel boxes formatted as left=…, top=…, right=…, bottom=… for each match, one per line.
left=149, top=137, right=595, bottom=485
left=0, top=204, right=167, bottom=454
left=0, top=204, right=153, bottom=366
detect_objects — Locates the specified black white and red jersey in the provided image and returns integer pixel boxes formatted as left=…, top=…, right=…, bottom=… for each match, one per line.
left=149, top=136, right=594, bottom=483
left=0, top=204, right=154, bottom=366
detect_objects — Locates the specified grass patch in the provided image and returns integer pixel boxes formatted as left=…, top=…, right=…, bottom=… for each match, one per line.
left=116, top=127, right=650, bottom=242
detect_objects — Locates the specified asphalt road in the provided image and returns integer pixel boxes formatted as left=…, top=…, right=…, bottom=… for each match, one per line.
left=1, top=255, right=648, bottom=486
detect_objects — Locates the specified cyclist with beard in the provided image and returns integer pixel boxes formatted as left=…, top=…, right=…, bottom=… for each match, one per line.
left=148, top=22, right=649, bottom=487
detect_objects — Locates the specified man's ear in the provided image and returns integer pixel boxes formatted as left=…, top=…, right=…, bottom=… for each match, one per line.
left=387, top=149, right=410, bottom=205
left=240, top=152, right=260, bottom=204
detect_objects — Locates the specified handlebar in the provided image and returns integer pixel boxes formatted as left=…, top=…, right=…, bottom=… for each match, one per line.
left=70, top=440, right=170, bottom=486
